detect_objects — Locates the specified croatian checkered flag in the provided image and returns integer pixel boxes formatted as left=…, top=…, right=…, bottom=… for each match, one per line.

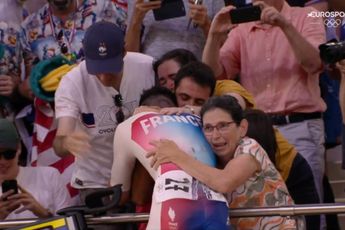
left=31, top=98, right=79, bottom=204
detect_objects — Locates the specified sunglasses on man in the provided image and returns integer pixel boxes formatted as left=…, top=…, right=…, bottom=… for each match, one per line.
left=113, top=94, right=125, bottom=124
left=0, top=150, right=16, bottom=160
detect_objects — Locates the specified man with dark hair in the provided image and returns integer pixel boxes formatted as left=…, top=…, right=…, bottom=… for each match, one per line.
left=130, top=86, right=178, bottom=230
left=139, top=86, right=177, bottom=107
left=174, top=61, right=216, bottom=107
left=157, top=61, right=216, bottom=115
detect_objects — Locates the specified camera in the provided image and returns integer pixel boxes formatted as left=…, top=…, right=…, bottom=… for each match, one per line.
left=319, top=39, right=345, bottom=64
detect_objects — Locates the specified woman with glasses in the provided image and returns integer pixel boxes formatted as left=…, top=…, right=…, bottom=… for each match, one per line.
left=0, top=119, right=71, bottom=220
left=148, top=95, right=298, bottom=229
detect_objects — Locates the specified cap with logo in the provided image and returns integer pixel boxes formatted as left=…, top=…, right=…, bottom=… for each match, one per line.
left=83, top=21, right=125, bottom=75
left=0, top=119, right=19, bottom=149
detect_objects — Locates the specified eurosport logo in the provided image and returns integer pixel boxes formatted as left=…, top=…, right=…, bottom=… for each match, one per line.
left=307, top=11, right=345, bottom=28
left=324, top=19, right=342, bottom=28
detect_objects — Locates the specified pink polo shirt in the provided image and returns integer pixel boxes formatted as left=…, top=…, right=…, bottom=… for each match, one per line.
left=219, top=2, right=327, bottom=114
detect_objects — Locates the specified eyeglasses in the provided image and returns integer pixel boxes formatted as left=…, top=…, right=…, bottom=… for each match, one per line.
left=57, top=30, right=69, bottom=55
left=0, top=150, right=17, bottom=160
left=113, top=94, right=125, bottom=124
left=203, top=121, right=235, bottom=135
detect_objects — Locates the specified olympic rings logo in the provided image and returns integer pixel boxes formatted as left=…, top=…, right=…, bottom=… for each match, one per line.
left=324, top=19, right=342, bottom=28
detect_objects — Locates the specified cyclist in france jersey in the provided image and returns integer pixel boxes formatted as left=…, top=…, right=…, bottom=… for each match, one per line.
left=110, top=87, right=230, bottom=230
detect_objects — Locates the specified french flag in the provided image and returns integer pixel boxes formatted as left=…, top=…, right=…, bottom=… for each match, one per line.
left=31, top=98, right=79, bottom=204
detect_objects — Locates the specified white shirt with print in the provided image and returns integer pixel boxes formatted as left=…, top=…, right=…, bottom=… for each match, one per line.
left=55, top=52, right=155, bottom=188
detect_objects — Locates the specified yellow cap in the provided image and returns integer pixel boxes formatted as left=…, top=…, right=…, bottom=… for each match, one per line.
left=214, top=80, right=256, bottom=109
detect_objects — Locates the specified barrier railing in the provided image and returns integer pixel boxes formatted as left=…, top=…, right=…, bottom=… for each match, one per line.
left=0, top=203, right=344, bottom=228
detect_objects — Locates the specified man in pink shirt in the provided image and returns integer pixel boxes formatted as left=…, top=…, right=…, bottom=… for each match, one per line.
left=203, top=0, right=326, bottom=210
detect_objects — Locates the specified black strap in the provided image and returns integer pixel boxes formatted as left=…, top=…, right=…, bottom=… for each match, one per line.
left=269, top=112, right=322, bottom=125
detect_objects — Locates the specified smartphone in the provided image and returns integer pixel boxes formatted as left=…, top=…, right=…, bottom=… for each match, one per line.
left=2, top=180, right=18, bottom=195
left=151, top=0, right=186, bottom=21
left=229, top=5, right=262, bottom=24
left=187, top=0, right=203, bottom=29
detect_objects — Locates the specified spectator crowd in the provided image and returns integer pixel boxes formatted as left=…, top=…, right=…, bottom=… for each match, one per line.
left=0, top=0, right=345, bottom=229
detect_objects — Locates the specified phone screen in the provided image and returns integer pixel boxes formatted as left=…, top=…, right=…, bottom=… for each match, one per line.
left=230, top=5, right=262, bottom=24
left=152, top=0, right=186, bottom=21
left=2, top=180, right=18, bottom=194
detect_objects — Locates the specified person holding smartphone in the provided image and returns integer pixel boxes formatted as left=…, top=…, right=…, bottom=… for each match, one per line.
left=203, top=2, right=326, bottom=226
left=0, top=119, right=72, bottom=220
left=125, top=0, right=224, bottom=59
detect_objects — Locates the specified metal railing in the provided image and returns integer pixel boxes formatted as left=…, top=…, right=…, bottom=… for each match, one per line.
left=0, top=203, right=344, bottom=228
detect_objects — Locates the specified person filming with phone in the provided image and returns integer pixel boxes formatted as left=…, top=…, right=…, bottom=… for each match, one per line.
left=203, top=2, right=326, bottom=227
left=126, top=0, right=224, bottom=59
left=0, top=119, right=71, bottom=220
